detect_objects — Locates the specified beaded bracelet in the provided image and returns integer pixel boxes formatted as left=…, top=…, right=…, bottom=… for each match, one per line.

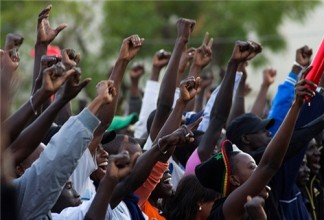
left=157, top=138, right=167, bottom=155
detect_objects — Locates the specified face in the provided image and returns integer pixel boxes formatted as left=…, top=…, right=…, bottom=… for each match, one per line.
left=90, top=144, right=109, bottom=183
left=306, top=139, right=321, bottom=175
left=244, top=129, right=272, bottom=150
left=152, top=170, right=173, bottom=198
left=232, top=152, right=270, bottom=200
left=51, top=181, right=81, bottom=213
left=297, top=155, right=310, bottom=187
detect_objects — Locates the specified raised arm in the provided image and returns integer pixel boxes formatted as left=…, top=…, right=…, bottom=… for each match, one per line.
left=110, top=76, right=200, bottom=208
left=185, top=32, right=213, bottom=111
left=250, top=68, right=276, bottom=117
left=9, top=67, right=90, bottom=165
left=128, top=62, right=145, bottom=115
left=84, top=151, right=135, bottom=220
left=226, top=61, right=249, bottom=126
left=224, top=78, right=316, bottom=219
left=149, top=18, right=196, bottom=141
left=32, top=4, right=66, bottom=93
left=198, top=41, right=262, bottom=162
left=4, top=56, right=67, bottom=145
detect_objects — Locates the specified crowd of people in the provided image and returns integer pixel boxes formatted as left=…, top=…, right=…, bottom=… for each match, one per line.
left=1, top=4, right=323, bottom=220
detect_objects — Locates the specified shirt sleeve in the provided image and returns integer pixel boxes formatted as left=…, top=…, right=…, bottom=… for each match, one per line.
left=267, top=72, right=297, bottom=136
left=134, top=80, right=160, bottom=139
left=185, top=148, right=202, bottom=175
left=13, top=108, right=100, bottom=220
left=135, top=161, right=169, bottom=207
left=198, top=72, right=242, bottom=132
left=70, top=148, right=97, bottom=196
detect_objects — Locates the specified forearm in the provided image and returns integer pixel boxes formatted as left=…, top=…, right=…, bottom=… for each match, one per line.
left=85, top=177, right=118, bottom=220
left=4, top=88, right=50, bottom=145
left=260, top=102, right=301, bottom=169
left=250, top=84, right=270, bottom=117
left=227, top=76, right=246, bottom=126
left=151, top=38, right=187, bottom=140
left=32, top=43, right=47, bottom=92
left=198, top=60, right=239, bottom=161
left=151, top=66, right=162, bottom=81
left=10, top=98, right=69, bottom=165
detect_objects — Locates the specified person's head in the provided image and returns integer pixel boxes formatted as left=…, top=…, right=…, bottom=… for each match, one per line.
left=196, top=140, right=270, bottom=199
left=90, top=131, right=116, bottom=184
left=103, top=134, right=142, bottom=156
left=150, top=169, right=173, bottom=200
left=164, top=174, right=219, bottom=220
left=15, top=143, right=45, bottom=177
left=226, top=113, right=274, bottom=152
left=51, top=180, right=81, bottom=213
left=306, top=138, right=321, bottom=175
left=296, top=155, right=310, bottom=187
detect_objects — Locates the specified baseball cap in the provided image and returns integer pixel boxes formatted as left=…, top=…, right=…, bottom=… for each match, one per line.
left=226, top=113, right=274, bottom=146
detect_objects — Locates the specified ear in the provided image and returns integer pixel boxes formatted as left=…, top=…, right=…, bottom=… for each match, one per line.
left=229, top=175, right=241, bottom=187
left=15, top=164, right=25, bottom=177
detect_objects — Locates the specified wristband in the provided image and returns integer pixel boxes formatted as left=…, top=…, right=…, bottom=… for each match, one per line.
left=157, top=138, right=167, bottom=155
left=293, top=61, right=306, bottom=70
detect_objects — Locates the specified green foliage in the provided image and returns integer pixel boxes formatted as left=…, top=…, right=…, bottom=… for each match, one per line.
left=1, top=0, right=320, bottom=113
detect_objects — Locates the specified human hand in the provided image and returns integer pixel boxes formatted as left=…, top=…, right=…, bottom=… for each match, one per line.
left=197, top=72, right=213, bottom=94
left=96, top=80, right=117, bottom=104
left=153, top=49, right=171, bottom=69
left=193, top=32, right=213, bottom=68
left=294, top=67, right=316, bottom=106
left=60, top=74, right=91, bottom=102
left=262, top=68, right=277, bottom=87
left=130, top=63, right=145, bottom=81
left=41, top=65, right=77, bottom=95
left=36, top=5, right=67, bottom=45
left=118, top=35, right=144, bottom=62
left=107, top=150, right=140, bottom=182
left=179, top=76, right=201, bottom=102
left=176, top=18, right=196, bottom=43
left=231, top=40, right=262, bottom=62
left=0, top=49, right=20, bottom=75
left=61, top=48, right=80, bottom=70
left=295, top=45, right=312, bottom=67
left=178, top=47, right=195, bottom=73
left=244, top=196, right=266, bottom=220
left=5, top=33, right=24, bottom=51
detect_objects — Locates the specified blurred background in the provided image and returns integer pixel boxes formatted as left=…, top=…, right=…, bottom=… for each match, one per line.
left=1, top=0, right=324, bottom=115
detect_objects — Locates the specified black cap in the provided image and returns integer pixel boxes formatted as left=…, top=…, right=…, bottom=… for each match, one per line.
left=101, top=130, right=116, bottom=145
left=195, top=140, right=235, bottom=196
left=226, top=113, right=274, bottom=146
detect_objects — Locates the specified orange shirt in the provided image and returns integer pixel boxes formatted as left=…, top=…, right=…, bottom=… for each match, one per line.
left=141, top=200, right=166, bottom=220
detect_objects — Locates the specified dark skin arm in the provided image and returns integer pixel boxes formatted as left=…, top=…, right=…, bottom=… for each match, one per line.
left=198, top=41, right=262, bottom=162
left=226, top=62, right=248, bottom=127
left=3, top=57, right=70, bottom=145
left=84, top=151, right=136, bottom=220
left=223, top=78, right=316, bottom=219
left=185, top=32, right=213, bottom=112
left=110, top=76, right=200, bottom=208
left=128, top=63, right=144, bottom=115
left=150, top=18, right=196, bottom=142
left=194, top=72, right=213, bottom=112
left=0, top=33, right=23, bottom=123
left=151, top=49, right=171, bottom=81
left=54, top=49, right=81, bottom=125
left=9, top=68, right=90, bottom=165
left=32, top=4, right=66, bottom=94
left=244, top=196, right=267, bottom=220
left=89, top=35, right=143, bottom=156
left=250, top=68, right=276, bottom=117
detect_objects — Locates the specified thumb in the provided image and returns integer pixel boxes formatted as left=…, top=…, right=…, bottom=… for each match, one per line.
left=55, top=24, right=67, bottom=34
left=78, top=78, right=92, bottom=89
